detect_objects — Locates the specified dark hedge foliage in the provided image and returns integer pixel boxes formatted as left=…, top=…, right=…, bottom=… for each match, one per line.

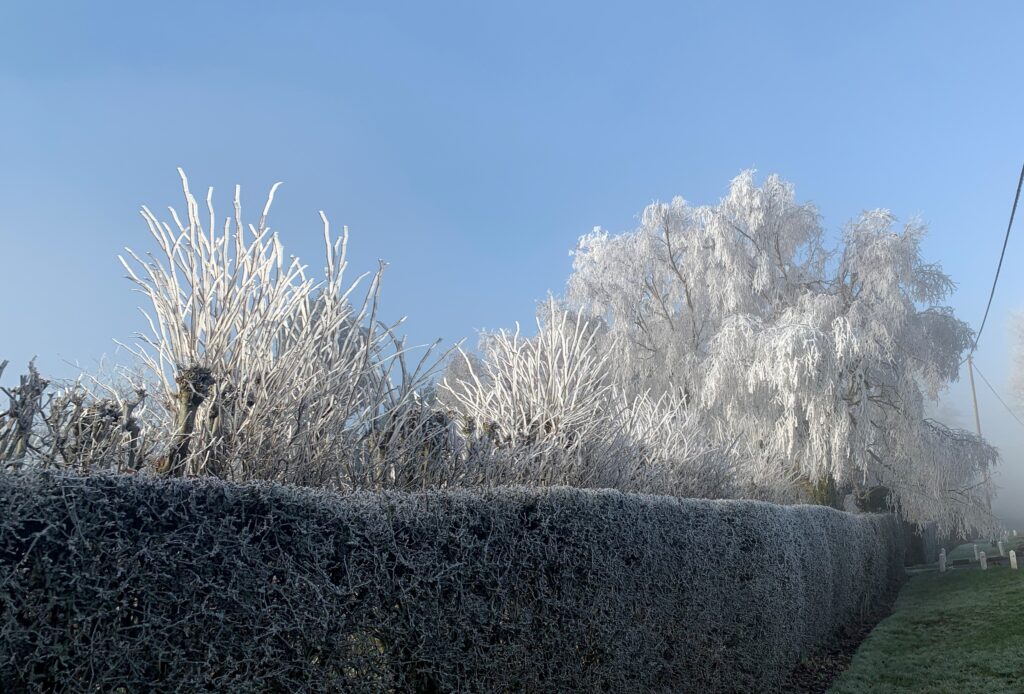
left=903, top=520, right=939, bottom=565
left=0, top=470, right=904, bottom=692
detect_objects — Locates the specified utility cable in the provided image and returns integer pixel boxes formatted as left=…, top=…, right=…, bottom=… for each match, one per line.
left=971, top=361, right=1024, bottom=431
left=973, top=162, right=1024, bottom=352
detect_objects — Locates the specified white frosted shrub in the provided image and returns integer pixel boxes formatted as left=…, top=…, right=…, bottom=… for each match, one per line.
left=440, top=300, right=735, bottom=497
left=119, top=171, right=444, bottom=487
left=0, top=360, right=154, bottom=473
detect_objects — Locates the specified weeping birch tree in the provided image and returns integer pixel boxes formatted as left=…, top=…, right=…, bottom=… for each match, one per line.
left=567, top=171, right=995, bottom=534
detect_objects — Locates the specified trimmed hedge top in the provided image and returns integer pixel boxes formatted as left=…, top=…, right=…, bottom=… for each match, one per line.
left=0, top=471, right=904, bottom=692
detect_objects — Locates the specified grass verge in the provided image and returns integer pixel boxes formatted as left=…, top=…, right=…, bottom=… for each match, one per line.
left=828, top=554, right=1024, bottom=693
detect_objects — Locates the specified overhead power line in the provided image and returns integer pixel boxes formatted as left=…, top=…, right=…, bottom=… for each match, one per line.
left=971, top=361, right=1024, bottom=431
left=973, top=162, right=1024, bottom=352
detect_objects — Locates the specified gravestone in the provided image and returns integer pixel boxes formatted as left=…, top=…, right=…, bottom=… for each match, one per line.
left=939, top=548, right=946, bottom=573
left=1011, top=550, right=1018, bottom=570
left=974, top=544, right=979, bottom=561
left=980, top=551, right=988, bottom=570
left=999, top=541, right=1005, bottom=557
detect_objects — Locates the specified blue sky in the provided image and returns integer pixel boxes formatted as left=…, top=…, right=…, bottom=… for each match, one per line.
left=2, top=2, right=1023, bottom=522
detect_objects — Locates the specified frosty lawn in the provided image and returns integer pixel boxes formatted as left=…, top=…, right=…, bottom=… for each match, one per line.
left=829, top=550, right=1024, bottom=693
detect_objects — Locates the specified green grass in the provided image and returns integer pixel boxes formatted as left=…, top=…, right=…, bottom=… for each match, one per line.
left=829, top=550, right=1024, bottom=693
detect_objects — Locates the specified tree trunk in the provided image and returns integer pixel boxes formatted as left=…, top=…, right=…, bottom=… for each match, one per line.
left=804, top=474, right=845, bottom=509
left=162, top=366, right=214, bottom=476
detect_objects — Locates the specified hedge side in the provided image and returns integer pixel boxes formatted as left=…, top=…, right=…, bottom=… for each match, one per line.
left=0, top=471, right=904, bottom=692
left=903, top=520, right=939, bottom=565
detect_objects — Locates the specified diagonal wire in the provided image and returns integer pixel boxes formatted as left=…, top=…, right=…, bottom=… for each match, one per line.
left=971, top=362, right=1024, bottom=430
left=973, top=162, right=1024, bottom=352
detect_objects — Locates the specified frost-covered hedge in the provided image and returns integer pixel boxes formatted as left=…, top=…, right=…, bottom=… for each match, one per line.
left=0, top=471, right=904, bottom=692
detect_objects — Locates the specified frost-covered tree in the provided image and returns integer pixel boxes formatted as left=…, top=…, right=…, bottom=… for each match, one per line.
left=0, top=359, right=153, bottom=472
left=567, top=171, right=995, bottom=534
left=439, top=299, right=735, bottom=497
left=120, top=170, right=445, bottom=488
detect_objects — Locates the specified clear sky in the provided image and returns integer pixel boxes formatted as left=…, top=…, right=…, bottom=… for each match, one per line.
left=2, top=2, right=1022, bottom=525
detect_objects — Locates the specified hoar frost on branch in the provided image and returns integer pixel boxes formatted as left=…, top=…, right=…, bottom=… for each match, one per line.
left=118, top=170, right=447, bottom=488
left=0, top=359, right=153, bottom=472
left=566, top=171, right=995, bottom=535
left=439, top=299, right=736, bottom=498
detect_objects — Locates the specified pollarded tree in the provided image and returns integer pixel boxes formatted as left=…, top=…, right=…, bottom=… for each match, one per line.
left=567, top=171, right=995, bottom=535
left=120, top=170, right=445, bottom=488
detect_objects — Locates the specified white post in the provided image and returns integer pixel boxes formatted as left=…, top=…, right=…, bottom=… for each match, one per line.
left=999, top=541, right=1005, bottom=557
left=974, top=544, right=979, bottom=561
left=939, top=548, right=947, bottom=573
left=980, top=551, right=988, bottom=570
left=1011, top=550, right=1019, bottom=570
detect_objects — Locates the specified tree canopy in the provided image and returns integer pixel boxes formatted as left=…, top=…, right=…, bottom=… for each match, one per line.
left=562, top=172, right=994, bottom=534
